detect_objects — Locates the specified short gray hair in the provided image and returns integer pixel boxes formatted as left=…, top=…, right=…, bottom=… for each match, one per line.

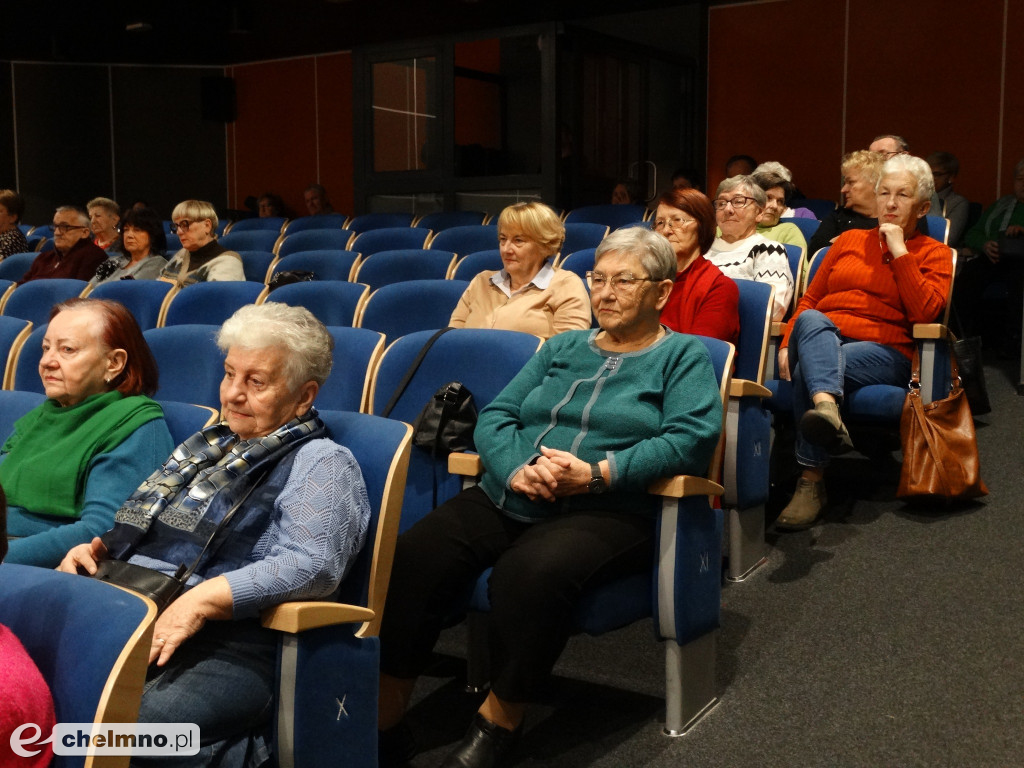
left=715, top=175, right=767, bottom=207
left=217, top=303, right=334, bottom=389
left=753, top=161, right=792, bottom=181
left=879, top=154, right=935, bottom=202
left=593, top=226, right=676, bottom=281
left=55, top=205, right=89, bottom=226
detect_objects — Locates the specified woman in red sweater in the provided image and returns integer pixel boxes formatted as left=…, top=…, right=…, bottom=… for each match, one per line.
left=655, top=187, right=740, bottom=345
left=775, top=154, right=953, bottom=529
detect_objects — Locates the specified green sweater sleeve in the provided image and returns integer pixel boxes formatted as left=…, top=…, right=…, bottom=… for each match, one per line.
left=4, top=419, right=174, bottom=567
left=605, top=337, right=722, bottom=490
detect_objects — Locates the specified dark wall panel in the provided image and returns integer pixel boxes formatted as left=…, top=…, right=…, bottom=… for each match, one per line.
left=112, top=66, right=227, bottom=219
left=0, top=63, right=15, bottom=193
left=13, top=63, right=113, bottom=225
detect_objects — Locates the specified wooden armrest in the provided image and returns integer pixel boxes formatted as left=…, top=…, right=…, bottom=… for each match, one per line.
left=913, top=323, right=949, bottom=340
left=771, top=321, right=783, bottom=336
left=260, top=602, right=375, bottom=634
left=449, top=452, right=482, bottom=476
left=729, top=379, right=771, bottom=398
left=647, top=475, right=724, bottom=498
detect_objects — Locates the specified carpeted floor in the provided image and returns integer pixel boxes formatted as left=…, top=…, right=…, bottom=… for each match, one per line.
left=402, top=358, right=1022, bottom=768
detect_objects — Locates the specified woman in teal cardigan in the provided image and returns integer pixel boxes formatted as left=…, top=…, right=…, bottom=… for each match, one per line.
left=0, top=298, right=172, bottom=567
left=377, top=226, right=723, bottom=768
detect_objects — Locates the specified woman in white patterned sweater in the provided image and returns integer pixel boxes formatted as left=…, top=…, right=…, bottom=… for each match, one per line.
left=706, top=175, right=794, bottom=321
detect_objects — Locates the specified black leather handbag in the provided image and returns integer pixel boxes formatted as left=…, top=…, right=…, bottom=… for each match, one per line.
left=89, top=478, right=262, bottom=613
left=412, top=381, right=477, bottom=458
left=91, top=559, right=187, bottom=614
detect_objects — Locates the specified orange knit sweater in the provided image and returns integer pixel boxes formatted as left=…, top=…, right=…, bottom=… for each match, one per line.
left=781, top=228, right=952, bottom=360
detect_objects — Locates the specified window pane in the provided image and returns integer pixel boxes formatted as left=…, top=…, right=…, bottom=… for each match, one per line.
left=373, top=57, right=437, bottom=172
left=454, top=37, right=541, bottom=177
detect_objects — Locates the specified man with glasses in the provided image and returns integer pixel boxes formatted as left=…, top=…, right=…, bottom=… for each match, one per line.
left=868, top=134, right=910, bottom=159
left=18, top=206, right=107, bottom=284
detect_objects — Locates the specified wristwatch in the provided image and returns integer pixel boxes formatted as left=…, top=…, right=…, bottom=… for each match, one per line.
left=588, top=463, right=607, bottom=494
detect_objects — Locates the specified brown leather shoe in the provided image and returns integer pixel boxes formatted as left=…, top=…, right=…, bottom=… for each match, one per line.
left=775, top=478, right=826, bottom=531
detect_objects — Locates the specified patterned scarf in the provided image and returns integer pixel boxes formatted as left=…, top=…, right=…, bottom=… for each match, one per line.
left=102, top=407, right=325, bottom=560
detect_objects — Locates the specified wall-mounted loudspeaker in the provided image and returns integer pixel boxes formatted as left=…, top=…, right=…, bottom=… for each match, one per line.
left=201, top=76, right=237, bottom=123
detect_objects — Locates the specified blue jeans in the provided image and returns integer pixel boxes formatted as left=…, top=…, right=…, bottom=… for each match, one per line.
left=131, top=620, right=278, bottom=768
left=789, top=310, right=910, bottom=469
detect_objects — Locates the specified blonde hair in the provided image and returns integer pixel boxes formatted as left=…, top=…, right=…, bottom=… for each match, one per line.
left=842, top=150, right=886, bottom=187
left=496, top=202, right=565, bottom=257
left=171, top=199, right=219, bottom=232
left=87, top=197, right=120, bottom=218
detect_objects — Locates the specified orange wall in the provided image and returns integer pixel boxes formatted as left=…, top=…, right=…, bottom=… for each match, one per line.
left=708, top=0, right=1021, bottom=207
left=226, top=52, right=354, bottom=217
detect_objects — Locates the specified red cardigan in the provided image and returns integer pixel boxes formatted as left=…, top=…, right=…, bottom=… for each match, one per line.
left=781, top=228, right=952, bottom=360
left=660, top=255, right=740, bottom=345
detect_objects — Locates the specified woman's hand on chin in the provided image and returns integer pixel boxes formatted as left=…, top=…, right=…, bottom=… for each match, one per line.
left=879, top=223, right=908, bottom=258
left=149, top=576, right=234, bottom=666
left=56, top=537, right=108, bottom=575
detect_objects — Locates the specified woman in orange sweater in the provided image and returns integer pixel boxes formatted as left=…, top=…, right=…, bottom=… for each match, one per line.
left=775, top=155, right=952, bottom=530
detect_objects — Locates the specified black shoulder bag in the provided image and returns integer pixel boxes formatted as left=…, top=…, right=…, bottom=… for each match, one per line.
left=381, top=328, right=478, bottom=506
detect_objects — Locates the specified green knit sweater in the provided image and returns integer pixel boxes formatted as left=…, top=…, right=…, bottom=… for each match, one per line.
left=476, top=329, right=722, bottom=522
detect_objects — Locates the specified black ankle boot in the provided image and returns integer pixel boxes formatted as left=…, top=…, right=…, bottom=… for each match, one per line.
left=438, top=713, right=521, bottom=768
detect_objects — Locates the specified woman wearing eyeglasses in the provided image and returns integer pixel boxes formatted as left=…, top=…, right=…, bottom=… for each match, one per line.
left=653, top=187, right=740, bottom=344
left=160, top=200, right=245, bottom=286
left=377, top=226, right=723, bottom=768
left=707, top=175, right=793, bottom=321
left=448, top=202, right=590, bottom=339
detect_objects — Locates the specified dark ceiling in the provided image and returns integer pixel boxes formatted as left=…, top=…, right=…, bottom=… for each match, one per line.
left=2, top=0, right=706, bottom=66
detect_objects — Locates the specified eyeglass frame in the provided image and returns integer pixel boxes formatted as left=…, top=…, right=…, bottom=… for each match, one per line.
left=171, top=219, right=208, bottom=232
left=712, top=196, right=758, bottom=211
left=652, top=215, right=697, bottom=232
left=51, top=223, right=90, bottom=234
left=585, top=270, right=658, bottom=294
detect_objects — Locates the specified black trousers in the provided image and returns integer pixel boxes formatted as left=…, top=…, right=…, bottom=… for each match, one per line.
left=379, top=485, right=655, bottom=702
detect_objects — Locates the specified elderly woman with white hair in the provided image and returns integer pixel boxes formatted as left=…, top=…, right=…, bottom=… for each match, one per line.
left=377, top=226, right=723, bottom=768
left=59, top=302, right=372, bottom=768
left=775, top=155, right=953, bottom=530
left=160, top=199, right=245, bottom=285
left=707, top=175, right=794, bottom=320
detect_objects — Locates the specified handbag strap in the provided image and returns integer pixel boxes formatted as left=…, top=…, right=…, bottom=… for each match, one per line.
left=381, top=327, right=452, bottom=418
left=909, top=340, right=961, bottom=394
left=905, top=386, right=957, bottom=497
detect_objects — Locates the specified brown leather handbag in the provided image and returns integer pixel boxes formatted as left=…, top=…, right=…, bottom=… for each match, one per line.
left=897, top=349, right=988, bottom=501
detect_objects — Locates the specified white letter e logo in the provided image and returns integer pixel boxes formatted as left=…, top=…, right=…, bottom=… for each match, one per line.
left=10, top=723, right=45, bottom=757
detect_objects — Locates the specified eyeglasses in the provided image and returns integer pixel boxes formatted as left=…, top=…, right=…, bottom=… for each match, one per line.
left=171, top=219, right=204, bottom=232
left=586, top=271, right=655, bottom=294
left=652, top=215, right=696, bottom=232
left=51, top=223, right=89, bottom=234
left=713, top=196, right=757, bottom=211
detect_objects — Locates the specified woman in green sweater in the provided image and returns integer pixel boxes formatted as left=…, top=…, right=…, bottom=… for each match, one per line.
left=377, top=226, right=723, bottom=768
left=0, top=298, right=173, bottom=567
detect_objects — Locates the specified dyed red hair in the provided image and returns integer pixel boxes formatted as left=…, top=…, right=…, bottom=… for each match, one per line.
left=49, top=298, right=159, bottom=397
left=657, top=187, right=718, bottom=255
